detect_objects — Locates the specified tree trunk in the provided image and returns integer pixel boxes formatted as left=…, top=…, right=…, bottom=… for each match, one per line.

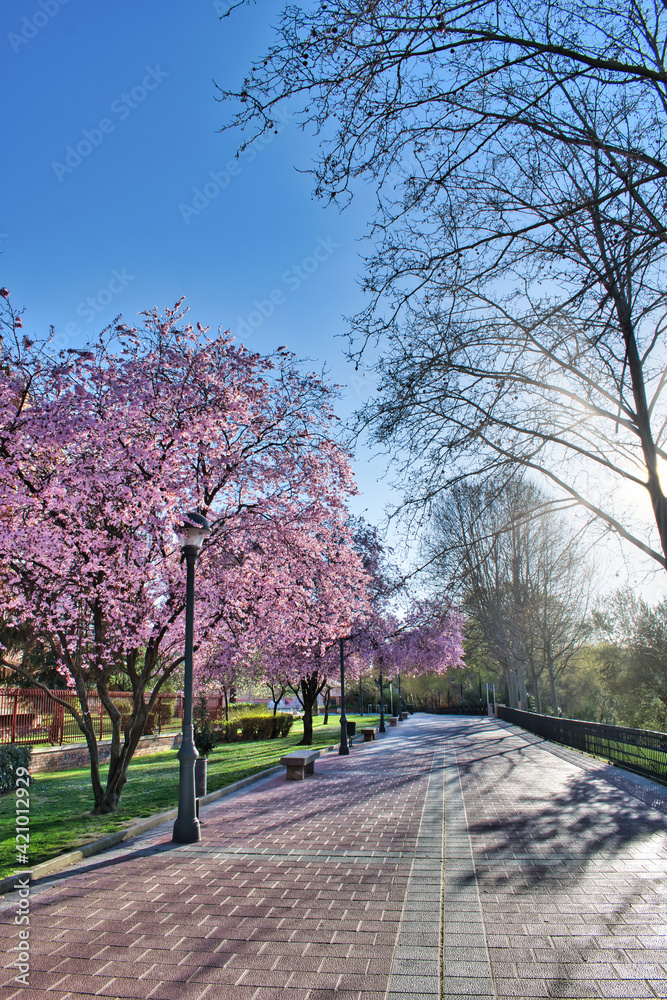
left=619, top=310, right=667, bottom=565
left=519, top=664, right=528, bottom=710
left=506, top=667, right=517, bottom=708
left=267, top=682, right=286, bottom=737
left=92, top=664, right=165, bottom=814
left=322, top=686, right=331, bottom=725
left=298, top=674, right=323, bottom=746
left=547, top=653, right=559, bottom=716
left=91, top=705, right=148, bottom=814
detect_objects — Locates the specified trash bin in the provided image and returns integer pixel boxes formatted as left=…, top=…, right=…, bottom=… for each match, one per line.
left=195, top=757, right=208, bottom=798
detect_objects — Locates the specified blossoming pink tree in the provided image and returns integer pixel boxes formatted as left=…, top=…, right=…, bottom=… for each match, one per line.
left=262, top=518, right=465, bottom=741
left=0, top=293, right=362, bottom=811
left=259, top=517, right=372, bottom=745
left=346, top=525, right=466, bottom=720
left=389, top=600, right=466, bottom=709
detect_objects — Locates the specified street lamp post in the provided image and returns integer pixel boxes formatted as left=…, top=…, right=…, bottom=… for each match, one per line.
left=173, top=511, right=211, bottom=845
left=378, top=668, right=386, bottom=733
left=397, top=674, right=402, bottom=718
left=339, top=637, right=349, bottom=756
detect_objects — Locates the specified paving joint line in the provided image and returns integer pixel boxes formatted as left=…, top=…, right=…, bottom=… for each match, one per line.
left=387, top=744, right=444, bottom=1000
left=443, top=746, right=496, bottom=999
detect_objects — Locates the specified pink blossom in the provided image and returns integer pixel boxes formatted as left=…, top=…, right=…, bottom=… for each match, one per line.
left=0, top=297, right=367, bottom=799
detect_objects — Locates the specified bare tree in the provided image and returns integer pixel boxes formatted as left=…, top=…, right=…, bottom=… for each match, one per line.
left=220, top=0, right=667, bottom=570
left=424, top=475, right=593, bottom=711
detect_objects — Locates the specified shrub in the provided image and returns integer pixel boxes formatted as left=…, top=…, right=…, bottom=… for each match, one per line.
left=120, top=711, right=156, bottom=736
left=241, top=713, right=294, bottom=740
left=210, top=713, right=293, bottom=743
left=239, top=715, right=271, bottom=740
left=0, top=745, right=32, bottom=795
left=193, top=718, right=216, bottom=757
left=156, top=699, right=174, bottom=727
left=228, top=703, right=272, bottom=720
left=193, top=693, right=216, bottom=757
left=211, top=721, right=238, bottom=743
left=272, top=713, right=294, bottom=738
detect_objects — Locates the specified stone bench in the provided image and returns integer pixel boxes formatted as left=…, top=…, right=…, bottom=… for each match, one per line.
left=388, top=717, right=399, bottom=727
left=280, top=749, right=321, bottom=780
left=361, top=727, right=378, bottom=742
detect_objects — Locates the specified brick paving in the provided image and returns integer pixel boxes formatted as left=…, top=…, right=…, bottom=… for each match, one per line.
left=2, top=714, right=667, bottom=999
left=450, top=717, right=667, bottom=999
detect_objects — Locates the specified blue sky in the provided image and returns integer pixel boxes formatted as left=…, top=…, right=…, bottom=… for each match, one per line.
left=3, top=0, right=397, bottom=535
left=6, top=0, right=662, bottom=596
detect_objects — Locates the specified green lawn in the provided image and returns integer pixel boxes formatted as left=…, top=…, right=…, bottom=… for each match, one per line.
left=0, top=714, right=380, bottom=880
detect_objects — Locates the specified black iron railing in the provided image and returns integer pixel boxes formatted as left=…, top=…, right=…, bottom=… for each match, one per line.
left=498, top=706, right=667, bottom=784
left=436, top=705, right=488, bottom=716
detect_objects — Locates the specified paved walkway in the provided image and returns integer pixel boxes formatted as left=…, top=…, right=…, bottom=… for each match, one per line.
left=2, top=715, right=667, bottom=999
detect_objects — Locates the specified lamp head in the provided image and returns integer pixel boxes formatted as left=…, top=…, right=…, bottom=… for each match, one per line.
left=177, top=511, right=211, bottom=553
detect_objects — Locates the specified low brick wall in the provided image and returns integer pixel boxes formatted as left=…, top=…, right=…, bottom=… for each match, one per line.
left=29, top=732, right=182, bottom=773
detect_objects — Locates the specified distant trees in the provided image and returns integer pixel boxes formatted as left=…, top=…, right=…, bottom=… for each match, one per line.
left=260, top=519, right=465, bottom=742
left=221, top=0, right=667, bottom=572
left=594, top=588, right=667, bottom=730
left=423, top=475, right=593, bottom=712
left=347, top=524, right=465, bottom=717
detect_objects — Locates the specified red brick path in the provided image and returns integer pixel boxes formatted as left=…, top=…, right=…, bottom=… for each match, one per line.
left=1, top=722, right=433, bottom=1000
left=4, top=715, right=667, bottom=999
left=449, top=717, right=667, bottom=999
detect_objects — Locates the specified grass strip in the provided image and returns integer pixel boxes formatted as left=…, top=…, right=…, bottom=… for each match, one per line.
left=0, top=714, right=380, bottom=879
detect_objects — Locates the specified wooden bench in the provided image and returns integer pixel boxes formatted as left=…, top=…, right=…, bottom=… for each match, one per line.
left=361, top=727, right=377, bottom=742
left=280, top=749, right=321, bottom=780
left=388, top=717, right=398, bottom=726
left=400, top=712, right=409, bottom=720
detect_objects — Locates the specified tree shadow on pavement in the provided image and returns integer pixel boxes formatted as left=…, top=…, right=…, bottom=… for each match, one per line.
left=442, top=719, right=667, bottom=894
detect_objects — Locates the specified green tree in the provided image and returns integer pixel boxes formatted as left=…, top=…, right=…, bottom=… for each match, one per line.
left=556, top=647, right=615, bottom=724
left=594, top=588, right=667, bottom=729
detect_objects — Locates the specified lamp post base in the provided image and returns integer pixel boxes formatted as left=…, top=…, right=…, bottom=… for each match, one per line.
left=339, top=719, right=350, bottom=755
left=172, top=815, right=201, bottom=844
left=172, top=725, right=200, bottom=845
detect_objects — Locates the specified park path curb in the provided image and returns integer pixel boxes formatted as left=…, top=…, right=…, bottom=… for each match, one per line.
left=0, top=728, right=389, bottom=895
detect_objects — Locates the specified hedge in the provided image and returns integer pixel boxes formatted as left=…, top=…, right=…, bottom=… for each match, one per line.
left=212, top=712, right=294, bottom=743
left=0, top=745, right=32, bottom=795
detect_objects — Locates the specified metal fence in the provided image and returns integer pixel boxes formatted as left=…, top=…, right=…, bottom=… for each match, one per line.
left=0, top=688, right=180, bottom=746
left=498, top=706, right=667, bottom=784
left=434, top=705, right=488, bottom=716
